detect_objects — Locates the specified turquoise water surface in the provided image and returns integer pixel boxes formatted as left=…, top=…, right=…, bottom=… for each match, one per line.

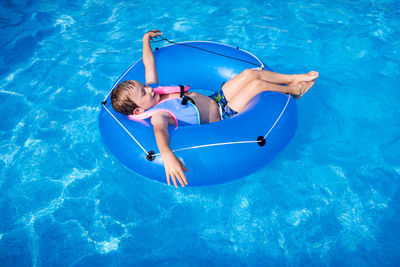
left=1, top=0, right=400, bottom=266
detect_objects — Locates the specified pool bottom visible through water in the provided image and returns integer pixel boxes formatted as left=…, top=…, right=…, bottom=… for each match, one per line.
left=0, top=0, right=400, bottom=266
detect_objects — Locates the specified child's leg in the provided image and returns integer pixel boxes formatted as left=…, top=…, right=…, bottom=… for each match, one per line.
left=220, top=69, right=259, bottom=101
left=222, top=69, right=318, bottom=103
left=256, top=69, right=294, bottom=84
left=227, top=79, right=314, bottom=113
left=256, top=69, right=318, bottom=85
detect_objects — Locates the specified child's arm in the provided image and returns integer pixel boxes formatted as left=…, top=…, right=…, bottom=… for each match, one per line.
left=143, top=29, right=163, bottom=85
left=151, top=113, right=189, bottom=187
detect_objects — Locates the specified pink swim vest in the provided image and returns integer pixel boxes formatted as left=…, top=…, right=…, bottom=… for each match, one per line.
left=128, top=84, right=200, bottom=128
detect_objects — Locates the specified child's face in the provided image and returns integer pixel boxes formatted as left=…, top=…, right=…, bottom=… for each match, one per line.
left=130, top=82, right=160, bottom=113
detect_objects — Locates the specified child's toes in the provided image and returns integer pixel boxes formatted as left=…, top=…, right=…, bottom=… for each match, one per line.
left=307, top=71, right=319, bottom=80
left=293, top=81, right=314, bottom=99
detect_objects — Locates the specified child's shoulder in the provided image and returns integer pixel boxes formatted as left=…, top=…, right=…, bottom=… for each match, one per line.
left=150, top=111, right=176, bottom=127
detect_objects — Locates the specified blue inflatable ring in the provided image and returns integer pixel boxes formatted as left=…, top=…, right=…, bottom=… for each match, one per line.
left=99, top=41, right=297, bottom=186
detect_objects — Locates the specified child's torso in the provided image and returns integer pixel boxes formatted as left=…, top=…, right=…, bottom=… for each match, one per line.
left=160, top=92, right=220, bottom=124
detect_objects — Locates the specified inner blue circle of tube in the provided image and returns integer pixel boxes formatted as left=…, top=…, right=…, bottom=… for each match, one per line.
left=99, top=41, right=298, bottom=186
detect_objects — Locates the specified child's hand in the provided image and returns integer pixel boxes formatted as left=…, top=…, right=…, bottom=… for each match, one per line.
left=161, top=151, right=188, bottom=188
left=144, top=29, right=163, bottom=41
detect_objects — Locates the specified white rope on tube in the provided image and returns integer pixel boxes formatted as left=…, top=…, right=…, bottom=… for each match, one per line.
left=102, top=104, right=149, bottom=155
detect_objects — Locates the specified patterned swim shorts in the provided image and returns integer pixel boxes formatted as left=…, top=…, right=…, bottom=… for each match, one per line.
left=208, top=82, right=238, bottom=120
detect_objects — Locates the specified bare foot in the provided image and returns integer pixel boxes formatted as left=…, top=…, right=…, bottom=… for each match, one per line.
left=292, top=81, right=315, bottom=99
left=288, top=71, right=319, bottom=86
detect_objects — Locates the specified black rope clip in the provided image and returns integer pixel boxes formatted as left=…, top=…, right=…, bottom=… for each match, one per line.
left=181, top=96, right=196, bottom=106
left=257, top=136, right=266, bottom=147
left=101, top=100, right=107, bottom=106
left=146, top=150, right=156, bottom=161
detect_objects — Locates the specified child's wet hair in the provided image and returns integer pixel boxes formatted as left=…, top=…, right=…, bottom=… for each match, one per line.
left=111, top=80, right=139, bottom=115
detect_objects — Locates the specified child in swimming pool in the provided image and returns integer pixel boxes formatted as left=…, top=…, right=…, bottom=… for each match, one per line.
left=111, top=29, right=319, bottom=188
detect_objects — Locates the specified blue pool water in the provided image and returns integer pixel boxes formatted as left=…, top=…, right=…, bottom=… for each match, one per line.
left=1, top=0, right=400, bottom=266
